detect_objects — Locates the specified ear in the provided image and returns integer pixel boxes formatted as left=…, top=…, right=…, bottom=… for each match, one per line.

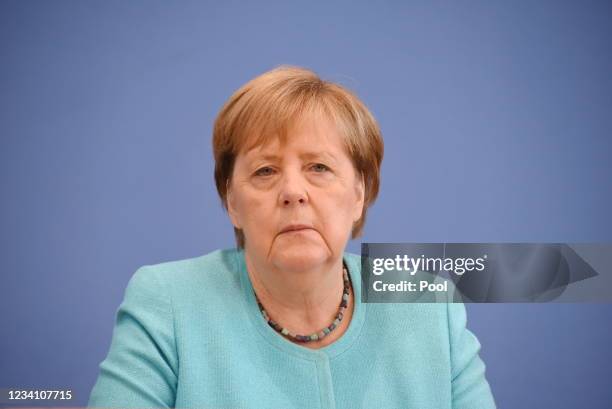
left=352, top=173, right=365, bottom=222
left=226, top=180, right=242, bottom=229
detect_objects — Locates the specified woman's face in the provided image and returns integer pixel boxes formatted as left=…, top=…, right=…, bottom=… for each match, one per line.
left=227, top=117, right=365, bottom=273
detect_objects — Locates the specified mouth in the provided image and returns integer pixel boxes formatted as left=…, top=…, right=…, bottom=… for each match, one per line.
left=279, top=224, right=314, bottom=234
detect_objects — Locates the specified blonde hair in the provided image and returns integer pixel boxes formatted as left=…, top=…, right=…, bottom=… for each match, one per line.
left=213, top=65, right=384, bottom=248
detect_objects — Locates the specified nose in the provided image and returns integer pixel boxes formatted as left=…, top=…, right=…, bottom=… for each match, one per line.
left=278, top=170, right=308, bottom=207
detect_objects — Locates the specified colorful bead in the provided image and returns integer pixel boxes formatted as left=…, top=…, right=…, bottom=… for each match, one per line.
left=254, top=264, right=351, bottom=343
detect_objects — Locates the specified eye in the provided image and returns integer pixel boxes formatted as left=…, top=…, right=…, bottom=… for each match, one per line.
left=310, top=163, right=330, bottom=173
left=254, top=166, right=275, bottom=177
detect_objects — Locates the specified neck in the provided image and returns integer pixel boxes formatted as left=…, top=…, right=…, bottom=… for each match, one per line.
left=244, top=252, right=346, bottom=336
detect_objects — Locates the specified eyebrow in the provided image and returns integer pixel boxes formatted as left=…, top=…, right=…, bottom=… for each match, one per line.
left=246, top=151, right=339, bottom=163
left=299, top=151, right=338, bottom=163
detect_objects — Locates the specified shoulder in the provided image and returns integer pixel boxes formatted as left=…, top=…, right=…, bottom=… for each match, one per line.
left=125, top=248, right=243, bottom=307
left=136, top=248, right=239, bottom=278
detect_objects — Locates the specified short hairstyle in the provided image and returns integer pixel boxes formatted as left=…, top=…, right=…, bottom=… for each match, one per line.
left=212, top=65, right=384, bottom=248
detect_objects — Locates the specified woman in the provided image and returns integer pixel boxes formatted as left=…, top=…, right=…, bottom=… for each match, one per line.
left=89, top=66, right=496, bottom=408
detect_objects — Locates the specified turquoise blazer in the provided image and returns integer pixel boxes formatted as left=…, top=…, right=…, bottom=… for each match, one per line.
left=89, top=249, right=496, bottom=408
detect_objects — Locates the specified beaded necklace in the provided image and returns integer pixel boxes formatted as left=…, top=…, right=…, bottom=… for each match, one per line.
left=254, top=265, right=351, bottom=343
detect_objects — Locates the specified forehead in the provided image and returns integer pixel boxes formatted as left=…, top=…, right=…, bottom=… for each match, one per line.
left=241, top=113, right=349, bottom=157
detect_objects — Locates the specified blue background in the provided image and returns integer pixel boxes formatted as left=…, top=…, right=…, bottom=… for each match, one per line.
left=1, top=1, right=611, bottom=407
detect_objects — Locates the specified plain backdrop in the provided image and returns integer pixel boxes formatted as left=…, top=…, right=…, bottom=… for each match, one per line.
left=1, top=1, right=611, bottom=408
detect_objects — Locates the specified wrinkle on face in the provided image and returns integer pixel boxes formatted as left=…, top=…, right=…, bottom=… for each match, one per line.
left=227, top=116, right=365, bottom=273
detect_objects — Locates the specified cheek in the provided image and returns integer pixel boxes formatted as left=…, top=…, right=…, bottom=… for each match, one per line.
left=234, top=186, right=276, bottom=229
left=317, top=185, right=359, bottom=227
left=233, top=182, right=266, bottom=211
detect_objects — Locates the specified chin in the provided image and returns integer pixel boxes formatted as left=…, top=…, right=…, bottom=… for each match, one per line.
left=271, top=243, right=331, bottom=272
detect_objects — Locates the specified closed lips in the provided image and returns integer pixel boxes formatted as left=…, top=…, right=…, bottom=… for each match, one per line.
left=280, top=225, right=312, bottom=233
